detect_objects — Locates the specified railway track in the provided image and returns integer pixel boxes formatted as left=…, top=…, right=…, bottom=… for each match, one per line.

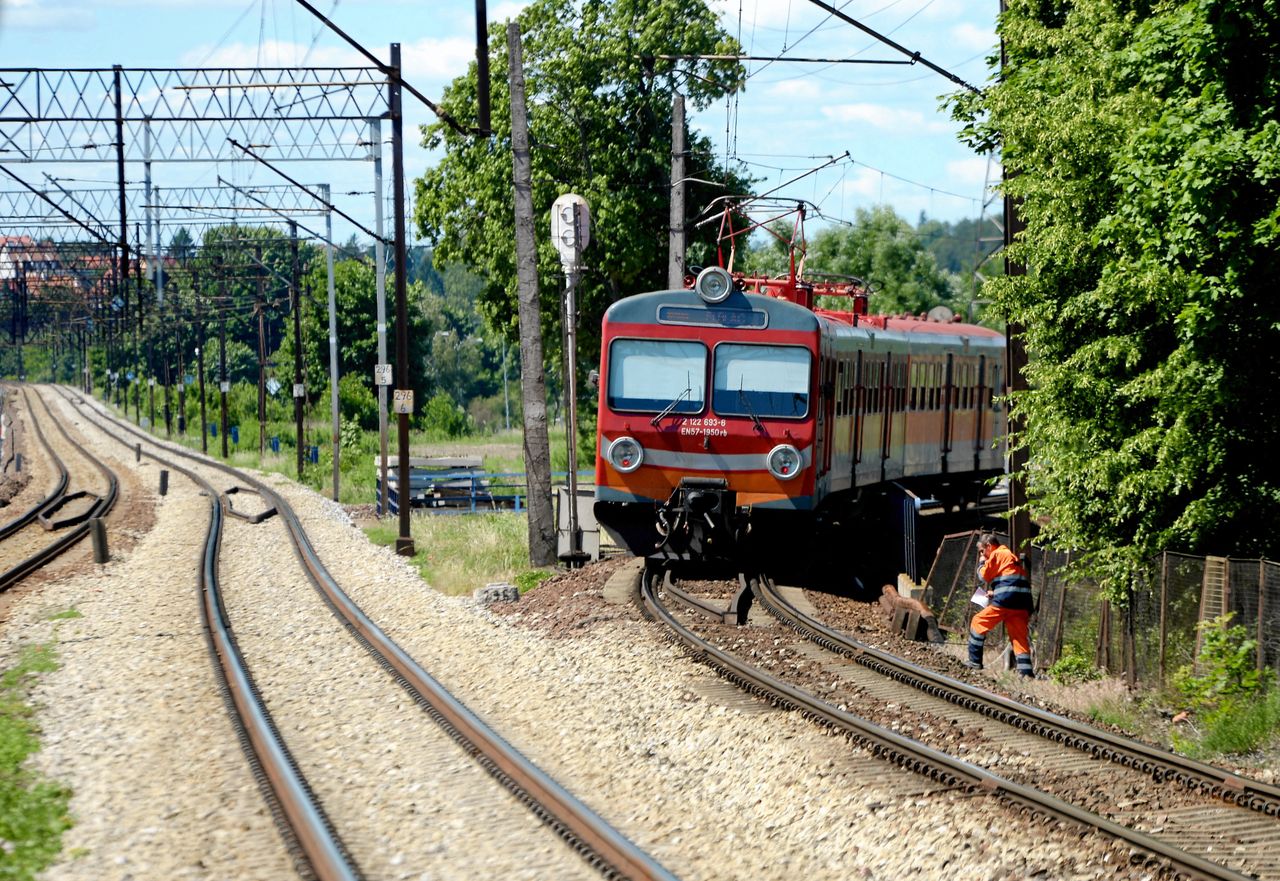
left=0, top=385, right=118, bottom=591
left=640, top=563, right=1280, bottom=881
left=53, top=385, right=677, bottom=881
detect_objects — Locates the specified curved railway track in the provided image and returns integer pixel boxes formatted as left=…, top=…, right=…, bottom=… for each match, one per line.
left=0, top=385, right=118, bottom=591
left=52, top=385, right=678, bottom=881
left=0, top=385, right=70, bottom=541
left=640, top=564, right=1279, bottom=881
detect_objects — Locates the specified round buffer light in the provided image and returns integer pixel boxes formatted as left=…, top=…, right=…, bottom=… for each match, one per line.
left=695, top=266, right=734, bottom=304
left=766, top=443, right=803, bottom=480
left=607, top=436, right=644, bottom=473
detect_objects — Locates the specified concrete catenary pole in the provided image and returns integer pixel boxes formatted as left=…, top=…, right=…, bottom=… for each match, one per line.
left=371, top=118, right=390, bottom=517
left=322, top=184, right=341, bottom=500
left=390, top=43, right=415, bottom=556
left=508, top=22, right=556, bottom=566
left=668, top=93, right=686, bottom=290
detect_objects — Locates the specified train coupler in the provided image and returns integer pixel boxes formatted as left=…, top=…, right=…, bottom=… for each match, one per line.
left=653, top=478, right=745, bottom=563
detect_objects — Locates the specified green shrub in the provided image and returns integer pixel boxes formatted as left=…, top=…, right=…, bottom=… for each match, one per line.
left=1173, top=613, right=1273, bottom=711
left=1047, top=648, right=1103, bottom=685
left=338, top=373, right=378, bottom=430
left=422, top=391, right=469, bottom=439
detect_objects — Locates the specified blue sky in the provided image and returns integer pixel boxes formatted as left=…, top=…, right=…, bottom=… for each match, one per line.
left=0, top=0, right=1002, bottom=249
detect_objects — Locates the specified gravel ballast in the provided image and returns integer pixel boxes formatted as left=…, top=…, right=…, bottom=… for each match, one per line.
left=1, top=386, right=1178, bottom=880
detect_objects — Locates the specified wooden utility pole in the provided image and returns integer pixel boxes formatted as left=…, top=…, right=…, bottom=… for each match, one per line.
left=1000, top=0, right=1032, bottom=556
left=668, top=93, right=687, bottom=289
left=508, top=22, right=556, bottom=566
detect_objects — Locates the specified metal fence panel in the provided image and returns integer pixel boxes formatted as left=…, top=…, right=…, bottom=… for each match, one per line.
left=1163, top=553, right=1206, bottom=679
left=1261, top=561, right=1280, bottom=674
left=1128, top=563, right=1164, bottom=683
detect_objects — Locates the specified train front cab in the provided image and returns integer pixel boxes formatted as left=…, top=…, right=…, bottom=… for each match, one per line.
left=594, top=277, right=822, bottom=564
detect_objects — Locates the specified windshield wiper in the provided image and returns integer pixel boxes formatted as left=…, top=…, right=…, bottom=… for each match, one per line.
left=738, top=383, right=764, bottom=431
left=650, top=387, right=692, bottom=426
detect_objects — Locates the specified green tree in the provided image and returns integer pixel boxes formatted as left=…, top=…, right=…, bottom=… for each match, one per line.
left=947, top=0, right=1280, bottom=595
left=414, top=0, right=750, bottom=363
left=805, top=206, right=959, bottom=316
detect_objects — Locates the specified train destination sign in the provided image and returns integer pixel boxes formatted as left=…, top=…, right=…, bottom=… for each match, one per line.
left=657, top=305, right=768, bottom=329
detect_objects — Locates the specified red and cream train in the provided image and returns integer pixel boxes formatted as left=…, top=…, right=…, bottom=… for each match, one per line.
left=593, top=263, right=1008, bottom=567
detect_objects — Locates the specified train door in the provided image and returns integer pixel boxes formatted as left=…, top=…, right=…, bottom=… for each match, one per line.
left=879, top=352, right=893, bottom=482
left=973, top=355, right=986, bottom=472
left=823, top=352, right=836, bottom=473
left=941, top=353, right=955, bottom=472
left=819, top=348, right=829, bottom=478
left=853, top=350, right=864, bottom=467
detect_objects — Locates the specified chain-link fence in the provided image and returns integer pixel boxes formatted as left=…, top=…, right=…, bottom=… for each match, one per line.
left=921, top=532, right=1280, bottom=684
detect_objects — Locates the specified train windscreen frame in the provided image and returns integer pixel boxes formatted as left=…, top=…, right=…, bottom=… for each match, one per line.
left=607, top=338, right=707, bottom=414
left=712, top=342, right=811, bottom=419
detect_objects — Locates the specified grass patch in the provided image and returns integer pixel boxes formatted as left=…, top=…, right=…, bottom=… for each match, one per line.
left=1087, top=696, right=1143, bottom=732
left=45, top=609, right=81, bottom=621
left=365, top=512, right=543, bottom=596
left=0, top=644, right=72, bottom=879
left=1174, top=690, right=1280, bottom=760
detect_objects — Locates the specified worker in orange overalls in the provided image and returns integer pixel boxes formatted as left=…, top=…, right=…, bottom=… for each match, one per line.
left=968, top=533, right=1034, bottom=677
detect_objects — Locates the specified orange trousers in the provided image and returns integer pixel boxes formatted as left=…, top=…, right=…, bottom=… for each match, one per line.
left=969, top=604, right=1031, bottom=657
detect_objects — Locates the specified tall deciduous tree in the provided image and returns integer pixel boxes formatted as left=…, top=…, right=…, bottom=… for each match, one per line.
left=948, top=0, right=1280, bottom=595
left=414, top=0, right=749, bottom=357
left=805, top=206, right=961, bottom=317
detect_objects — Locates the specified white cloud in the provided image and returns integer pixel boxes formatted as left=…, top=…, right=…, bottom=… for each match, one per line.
left=944, top=156, right=998, bottom=190
left=950, top=23, right=997, bottom=54
left=764, top=79, right=823, bottom=101
left=180, top=40, right=367, bottom=70
left=3, top=0, right=97, bottom=30
left=400, top=36, right=476, bottom=83
left=820, top=102, right=950, bottom=134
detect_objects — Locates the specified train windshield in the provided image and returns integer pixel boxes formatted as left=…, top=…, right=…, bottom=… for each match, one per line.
left=712, top=343, right=811, bottom=419
left=607, top=339, right=706, bottom=413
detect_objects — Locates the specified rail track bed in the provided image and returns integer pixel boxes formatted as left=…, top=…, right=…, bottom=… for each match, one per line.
left=46, top=385, right=665, bottom=881
left=643, top=566, right=1280, bottom=881
left=0, top=385, right=118, bottom=593
left=13, top=380, right=1278, bottom=881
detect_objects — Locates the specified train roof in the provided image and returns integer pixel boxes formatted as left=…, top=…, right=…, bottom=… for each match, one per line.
left=602, top=288, right=821, bottom=332
left=603, top=288, right=1005, bottom=353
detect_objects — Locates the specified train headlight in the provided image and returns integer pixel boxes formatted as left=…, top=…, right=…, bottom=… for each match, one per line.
left=766, top=444, right=802, bottom=480
left=695, top=266, right=734, bottom=304
left=607, top=436, right=644, bottom=473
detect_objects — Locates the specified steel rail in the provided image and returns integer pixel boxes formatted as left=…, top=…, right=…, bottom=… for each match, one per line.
left=753, top=577, right=1280, bottom=815
left=49, top=384, right=360, bottom=881
left=62, top=386, right=679, bottom=881
left=639, top=565, right=1256, bottom=881
left=0, top=385, right=117, bottom=592
left=0, top=385, right=70, bottom=540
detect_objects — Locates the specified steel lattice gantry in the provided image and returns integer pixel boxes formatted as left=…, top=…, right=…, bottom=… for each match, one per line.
left=0, top=66, right=387, bottom=163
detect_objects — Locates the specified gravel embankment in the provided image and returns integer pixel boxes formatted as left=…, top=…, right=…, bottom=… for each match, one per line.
left=1, top=385, right=1172, bottom=881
